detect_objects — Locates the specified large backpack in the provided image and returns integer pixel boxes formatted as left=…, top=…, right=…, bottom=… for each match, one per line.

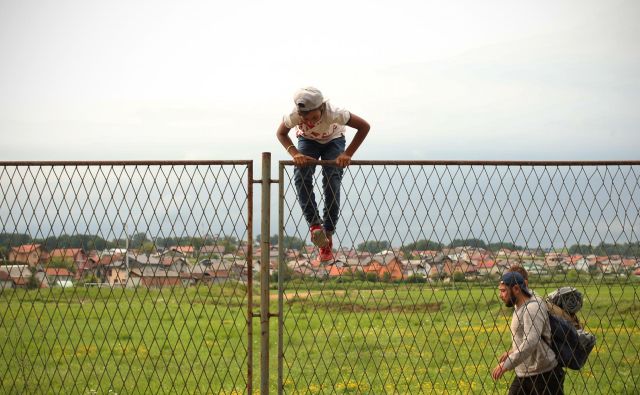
left=544, top=287, right=596, bottom=370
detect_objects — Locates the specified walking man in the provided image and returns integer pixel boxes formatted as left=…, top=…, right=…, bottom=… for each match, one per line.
left=492, top=271, right=564, bottom=394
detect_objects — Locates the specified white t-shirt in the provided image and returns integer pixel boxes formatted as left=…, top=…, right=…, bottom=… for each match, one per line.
left=283, top=102, right=351, bottom=144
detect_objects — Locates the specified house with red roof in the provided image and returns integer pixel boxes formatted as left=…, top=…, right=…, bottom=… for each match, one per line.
left=404, top=260, right=431, bottom=278
left=563, top=254, right=590, bottom=272
left=544, top=252, right=565, bottom=269
left=362, top=256, right=405, bottom=281
left=75, top=252, right=99, bottom=280
left=128, top=268, right=183, bottom=288
left=233, top=244, right=250, bottom=257
left=8, top=244, right=47, bottom=266
left=327, top=264, right=353, bottom=277
left=475, top=259, right=498, bottom=276
left=289, top=260, right=322, bottom=278
left=335, top=247, right=358, bottom=260
left=0, top=265, right=48, bottom=288
left=439, top=260, right=479, bottom=280
left=169, top=245, right=195, bottom=257
left=48, top=248, right=88, bottom=271
left=495, top=248, right=512, bottom=257
left=198, top=245, right=226, bottom=258
left=622, top=258, right=638, bottom=269
left=598, top=255, right=624, bottom=274
left=362, top=260, right=384, bottom=276
left=412, top=250, right=440, bottom=259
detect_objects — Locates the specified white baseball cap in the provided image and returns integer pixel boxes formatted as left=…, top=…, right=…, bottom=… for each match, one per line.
left=293, top=87, right=325, bottom=112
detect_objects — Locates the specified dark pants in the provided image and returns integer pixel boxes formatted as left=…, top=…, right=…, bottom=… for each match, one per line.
left=509, top=365, right=564, bottom=395
left=293, top=136, right=345, bottom=233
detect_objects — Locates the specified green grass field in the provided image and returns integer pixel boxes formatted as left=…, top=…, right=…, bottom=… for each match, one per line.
left=1, top=281, right=638, bottom=394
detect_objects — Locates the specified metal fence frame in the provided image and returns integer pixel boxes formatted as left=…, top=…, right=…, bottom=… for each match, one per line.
left=277, top=159, right=640, bottom=394
left=0, top=160, right=256, bottom=394
left=1, top=158, right=639, bottom=394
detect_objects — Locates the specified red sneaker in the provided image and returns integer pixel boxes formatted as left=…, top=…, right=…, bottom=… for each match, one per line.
left=319, top=234, right=334, bottom=263
left=310, top=225, right=328, bottom=248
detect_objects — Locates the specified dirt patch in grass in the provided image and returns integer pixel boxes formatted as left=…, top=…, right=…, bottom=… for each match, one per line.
left=277, top=290, right=348, bottom=301
left=279, top=290, right=441, bottom=312
left=337, top=302, right=442, bottom=313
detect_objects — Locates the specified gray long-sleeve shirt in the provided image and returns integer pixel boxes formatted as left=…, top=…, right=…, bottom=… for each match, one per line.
left=503, top=296, right=558, bottom=377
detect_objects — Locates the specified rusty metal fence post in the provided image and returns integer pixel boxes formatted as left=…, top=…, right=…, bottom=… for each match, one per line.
left=278, top=157, right=286, bottom=395
left=246, top=160, right=255, bottom=394
left=259, top=152, right=272, bottom=394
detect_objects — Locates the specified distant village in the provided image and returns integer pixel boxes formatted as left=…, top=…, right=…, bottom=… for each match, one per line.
left=1, top=241, right=639, bottom=290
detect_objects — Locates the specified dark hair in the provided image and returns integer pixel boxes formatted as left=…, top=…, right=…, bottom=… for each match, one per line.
left=508, top=264, right=528, bottom=281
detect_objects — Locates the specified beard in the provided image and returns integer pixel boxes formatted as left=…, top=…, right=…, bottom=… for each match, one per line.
left=504, top=296, right=516, bottom=308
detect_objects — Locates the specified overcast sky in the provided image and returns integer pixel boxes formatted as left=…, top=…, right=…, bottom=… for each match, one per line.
left=1, top=0, right=638, bottom=164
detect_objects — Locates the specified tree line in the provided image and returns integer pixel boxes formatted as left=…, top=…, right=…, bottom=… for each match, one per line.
left=361, top=239, right=640, bottom=257
left=359, top=239, right=527, bottom=255
left=0, top=233, right=241, bottom=257
left=2, top=233, right=638, bottom=259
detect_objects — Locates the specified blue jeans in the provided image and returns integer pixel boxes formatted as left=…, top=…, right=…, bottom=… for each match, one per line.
left=294, top=136, right=345, bottom=233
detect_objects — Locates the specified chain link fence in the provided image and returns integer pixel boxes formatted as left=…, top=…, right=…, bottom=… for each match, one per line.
left=0, top=161, right=254, bottom=394
left=1, top=160, right=639, bottom=394
left=278, top=161, right=639, bottom=394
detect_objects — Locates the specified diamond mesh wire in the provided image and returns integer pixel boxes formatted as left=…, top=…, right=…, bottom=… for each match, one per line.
left=0, top=162, right=253, bottom=394
left=279, top=162, right=639, bottom=394
left=1, top=161, right=638, bottom=394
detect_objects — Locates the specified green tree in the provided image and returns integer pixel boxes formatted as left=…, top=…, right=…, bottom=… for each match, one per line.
left=110, top=238, right=127, bottom=249
left=130, top=232, right=149, bottom=249
left=402, top=239, right=443, bottom=252
left=452, top=271, right=466, bottom=282
left=220, top=236, right=239, bottom=253
left=141, top=242, right=157, bottom=256
left=255, top=234, right=306, bottom=250
left=26, top=269, right=40, bottom=290
left=357, top=240, right=390, bottom=254
left=568, top=244, right=595, bottom=255
left=487, top=242, right=523, bottom=251
left=270, top=266, right=294, bottom=283
left=156, top=237, right=175, bottom=249
left=354, top=270, right=366, bottom=281
left=279, top=235, right=305, bottom=250
left=567, top=242, right=640, bottom=258
left=407, top=275, right=426, bottom=283
left=448, top=239, right=487, bottom=249
left=0, top=233, right=32, bottom=250
left=48, top=257, right=75, bottom=272
left=565, top=269, right=580, bottom=281
left=189, top=237, right=205, bottom=250
left=77, top=273, right=100, bottom=286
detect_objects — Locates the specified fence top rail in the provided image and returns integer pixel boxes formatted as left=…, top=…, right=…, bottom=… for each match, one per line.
left=2, top=159, right=638, bottom=167
left=0, top=160, right=253, bottom=166
left=280, top=159, right=640, bottom=166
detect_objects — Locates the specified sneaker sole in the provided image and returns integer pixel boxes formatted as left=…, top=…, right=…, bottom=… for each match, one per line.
left=319, top=256, right=334, bottom=264
left=311, top=230, right=328, bottom=248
